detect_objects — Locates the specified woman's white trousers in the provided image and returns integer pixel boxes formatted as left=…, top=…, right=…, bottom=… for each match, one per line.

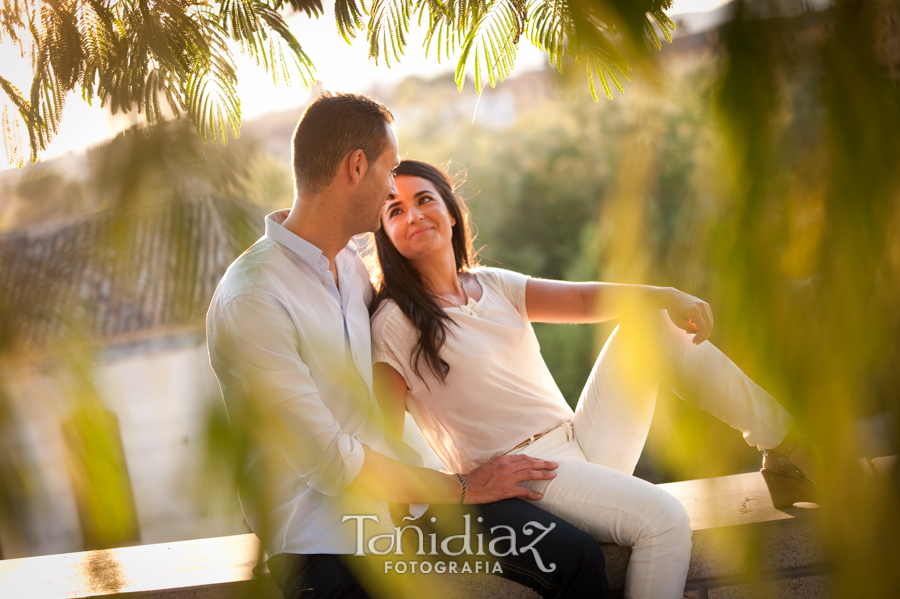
left=511, top=310, right=794, bottom=599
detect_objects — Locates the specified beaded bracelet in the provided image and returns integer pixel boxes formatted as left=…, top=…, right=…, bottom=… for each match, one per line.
left=456, top=473, right=467, bottom=504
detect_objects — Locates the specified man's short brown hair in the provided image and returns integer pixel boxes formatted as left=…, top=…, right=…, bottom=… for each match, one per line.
left=292, top=92, right=395, bottom=195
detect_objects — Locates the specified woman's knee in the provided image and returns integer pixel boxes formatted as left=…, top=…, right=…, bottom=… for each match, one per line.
left=639, top=491, right=692, bottom=551
left=656, top=494, right=693, bottom=549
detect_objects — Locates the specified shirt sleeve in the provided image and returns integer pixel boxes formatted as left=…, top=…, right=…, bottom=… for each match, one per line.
left=209, top=291, right=365, bottom=496
left=478, top=267, right=531, bottom=318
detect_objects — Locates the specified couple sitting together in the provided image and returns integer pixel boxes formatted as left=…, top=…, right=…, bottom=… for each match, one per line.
left=207, top=92, right=815, bottom=599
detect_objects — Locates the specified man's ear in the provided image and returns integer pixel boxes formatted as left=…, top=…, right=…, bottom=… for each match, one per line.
left=347, top=149, right=368, bottom=185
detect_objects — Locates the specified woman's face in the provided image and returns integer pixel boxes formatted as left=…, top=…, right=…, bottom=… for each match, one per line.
left=381, top=175, right=457, bottom=263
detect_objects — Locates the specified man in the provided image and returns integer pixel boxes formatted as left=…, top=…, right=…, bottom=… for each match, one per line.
left=207, top=92, right=608, bottom=598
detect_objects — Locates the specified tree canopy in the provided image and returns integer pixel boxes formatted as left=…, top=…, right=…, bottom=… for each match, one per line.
left=0, top=0, right=674, bottom=167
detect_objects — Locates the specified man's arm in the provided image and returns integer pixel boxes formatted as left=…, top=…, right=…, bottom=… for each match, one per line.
left=210, top=291, right=556, bottom=504
left=368, top=362, right=555, bottom=504
left=347, top=447, right=555, bottom=504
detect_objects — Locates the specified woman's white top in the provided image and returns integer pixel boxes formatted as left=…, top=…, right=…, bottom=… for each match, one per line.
left=370, top=267, right=574, bottom=474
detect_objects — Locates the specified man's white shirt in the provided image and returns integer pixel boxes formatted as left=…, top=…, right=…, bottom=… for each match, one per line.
left=207, top=210, right=423, bottom=556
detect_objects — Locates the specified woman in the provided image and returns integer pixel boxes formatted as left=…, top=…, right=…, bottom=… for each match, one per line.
left=369, top=160, right=814, bottom=599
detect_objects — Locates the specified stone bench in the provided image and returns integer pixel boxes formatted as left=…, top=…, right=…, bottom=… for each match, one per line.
left=5, top=459, right=894, bottom=599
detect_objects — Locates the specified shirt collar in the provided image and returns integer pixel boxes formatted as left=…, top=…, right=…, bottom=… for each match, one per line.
left=264, top=210, right=359, bottom=266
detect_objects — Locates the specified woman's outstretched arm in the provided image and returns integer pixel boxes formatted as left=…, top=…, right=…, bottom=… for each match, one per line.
left=525, top=279, right=715, bottom=345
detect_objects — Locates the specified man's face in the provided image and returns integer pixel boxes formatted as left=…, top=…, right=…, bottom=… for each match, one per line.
left=359, top=123, right=400, bottom=233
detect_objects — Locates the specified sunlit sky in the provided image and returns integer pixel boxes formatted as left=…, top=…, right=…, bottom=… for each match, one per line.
left=0, top=0, right=729, bottom=167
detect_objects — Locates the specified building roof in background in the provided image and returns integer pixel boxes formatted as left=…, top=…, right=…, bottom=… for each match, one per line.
left=0, top=195, right=264, bottom=352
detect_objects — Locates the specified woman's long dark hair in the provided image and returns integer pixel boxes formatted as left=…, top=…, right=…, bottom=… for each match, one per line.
left=370, top=160, right=476, bottom=384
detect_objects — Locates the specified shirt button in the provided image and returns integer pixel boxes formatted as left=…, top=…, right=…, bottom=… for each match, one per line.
left=325, top=280, right=332, bottom=285
left=319, top=258, right=327, bottom=267
left=354, top=353, right=360, bottom=361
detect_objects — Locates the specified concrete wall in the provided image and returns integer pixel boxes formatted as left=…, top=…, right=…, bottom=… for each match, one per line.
left=0, top=331, right=247, bottom=558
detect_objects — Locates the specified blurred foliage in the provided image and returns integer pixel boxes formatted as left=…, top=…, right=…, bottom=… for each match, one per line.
left=0, top=119, right=264, bottom=556
left=63, top=405, right=141, bottom=549
left=1, top=0, right=899, bottom=595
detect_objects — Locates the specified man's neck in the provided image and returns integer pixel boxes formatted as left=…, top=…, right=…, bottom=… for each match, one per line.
left=281, top=197, right=352, bottom=264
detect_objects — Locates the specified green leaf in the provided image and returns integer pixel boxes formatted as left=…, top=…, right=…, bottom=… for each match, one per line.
left=420, top=1, right=459, bottom=63
left=526, top=0, right=565, bottom=71
left=253, top=1, right=316, bottom=86
left=335, top=0, right=365, bottom=43
left=1, top=100, right=25, bottom=168
left=644, top=16, right=661, bottom=51
left=456, top=0, right=523, bottom=92
left=186, top=47, right=240, bottom=145
left=649, top=8, right=675, bottom=44
left=368, top=0, right=413, bottom=66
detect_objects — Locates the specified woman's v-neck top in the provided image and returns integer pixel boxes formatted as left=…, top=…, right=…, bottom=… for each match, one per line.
left=371, top=267, right=574, bottom=474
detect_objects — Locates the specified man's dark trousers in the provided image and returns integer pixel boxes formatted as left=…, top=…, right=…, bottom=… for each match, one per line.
left=268, top=498, right=609, bottom=599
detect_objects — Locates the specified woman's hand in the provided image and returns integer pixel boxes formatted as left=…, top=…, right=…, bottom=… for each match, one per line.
left=658, top=287, right=714, bottom=345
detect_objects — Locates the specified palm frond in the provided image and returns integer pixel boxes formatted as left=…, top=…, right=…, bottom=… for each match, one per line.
left=563, top=5, right=632, bottom=100
left=42, top=0, right=84, bottom=88
left=1, top=0, right=29, bottom=48
left=420, top=0, right=496, bottom=64
left=456, top=0, right=525, bottom=91
left=580, top=39, right=631, bottom=100
left=77, top=0, right=110, bottom=73
left=0, top=0, right=681, bottom=166
left=254, top=1, right=315, bottom=86
left=28, top=49, right=66, bottom=146
left=334, top=0, right=365, bottom=43
left=648, top=7, right=674, bottom=44
left=1, top=73, right=46, bottom=163
left=1, top=98, right=25, bottom=168
left=276, top=0, right=323, bottom=18
left=186, top=52, right=241, bottom=145
left=159, top=68, right=185, bottom=117
left=526, top=0, right=565, bottom=70
left=418, top=0, right=460, bottom=63
left=78, top=4, right=110, bottom=108
left=367, top=0, right=413, bottom=66
left=143, top=67, right=163, bottom=122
